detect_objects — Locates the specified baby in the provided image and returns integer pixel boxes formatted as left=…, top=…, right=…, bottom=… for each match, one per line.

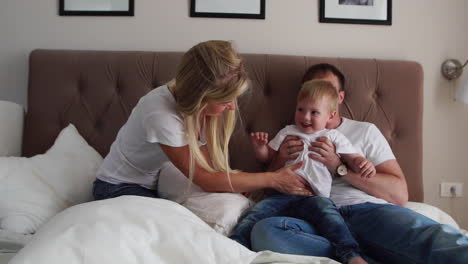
left=252, top=80, right=375, bottom=197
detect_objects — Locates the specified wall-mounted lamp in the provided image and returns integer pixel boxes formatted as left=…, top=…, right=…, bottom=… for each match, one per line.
left=441, top=59, right=468, bottom=104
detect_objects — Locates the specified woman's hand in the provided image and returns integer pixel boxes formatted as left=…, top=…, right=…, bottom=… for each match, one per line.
left=308, top=136, right=341, bottom=173
left=268, top=136, right=304, bottom=171
left=270, top=162, right=314, bottom=196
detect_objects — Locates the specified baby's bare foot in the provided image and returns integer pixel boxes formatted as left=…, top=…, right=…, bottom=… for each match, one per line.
left=348, top=256, right=368, bottom=264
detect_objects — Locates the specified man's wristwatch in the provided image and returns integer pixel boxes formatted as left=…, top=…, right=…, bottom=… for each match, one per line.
left=336, top=163, right=348, bottom=177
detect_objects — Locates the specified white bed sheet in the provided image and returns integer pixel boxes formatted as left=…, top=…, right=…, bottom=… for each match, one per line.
left=8, top=196, right=339, bottom=264
left=7, top=197, right=466, bottom=264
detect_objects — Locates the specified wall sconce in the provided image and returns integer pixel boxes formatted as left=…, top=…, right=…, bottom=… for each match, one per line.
left=441, top=59, right=468, bottom=104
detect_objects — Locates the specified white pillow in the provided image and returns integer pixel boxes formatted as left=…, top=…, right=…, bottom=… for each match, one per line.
left=0, top=124, right=103, bottom=234
left=158, top=162, right=253, bottom=235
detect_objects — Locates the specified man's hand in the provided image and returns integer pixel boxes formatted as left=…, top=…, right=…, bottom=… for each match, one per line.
left=308, top=136, right=341, bottom=173
left=268, top=135, right=303, bottom=171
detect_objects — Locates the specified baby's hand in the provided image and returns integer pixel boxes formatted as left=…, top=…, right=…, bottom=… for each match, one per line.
left=353, top=156, right=376, bottom=179
left=250, top=132, right=269, bottom=147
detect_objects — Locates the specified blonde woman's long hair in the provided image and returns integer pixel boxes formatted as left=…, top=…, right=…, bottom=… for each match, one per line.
left=170, top=40, right=249, bottom=191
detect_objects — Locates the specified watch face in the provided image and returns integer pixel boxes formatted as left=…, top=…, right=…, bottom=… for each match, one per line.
left=337, top=164, right=348, bottom=176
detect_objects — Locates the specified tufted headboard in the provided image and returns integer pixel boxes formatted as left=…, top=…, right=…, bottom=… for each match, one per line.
left=24, top=50, right=423, bottom=202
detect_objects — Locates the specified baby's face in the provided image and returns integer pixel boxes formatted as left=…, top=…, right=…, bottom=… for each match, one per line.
left=294, top=97, right=333, bottom=134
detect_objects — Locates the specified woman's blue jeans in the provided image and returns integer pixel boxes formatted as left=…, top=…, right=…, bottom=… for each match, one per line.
left=250, top=202, right=468, bottom=264
left=229, top=194, right=361, bottom=262
left=93, top=179, right=159, bottom=200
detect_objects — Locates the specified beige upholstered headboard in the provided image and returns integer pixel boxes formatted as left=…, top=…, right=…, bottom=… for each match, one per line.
left=24, top=50, right=423, bottom=201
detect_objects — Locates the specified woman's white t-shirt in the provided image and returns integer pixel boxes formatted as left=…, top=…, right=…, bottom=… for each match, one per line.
left=96, top=85, right=195, bottom=189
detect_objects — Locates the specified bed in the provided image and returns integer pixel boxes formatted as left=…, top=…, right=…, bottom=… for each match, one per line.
left=1, top=49, right=463, bottom=263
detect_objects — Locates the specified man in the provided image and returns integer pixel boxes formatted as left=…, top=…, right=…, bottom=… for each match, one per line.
left=269, top=64, right=407, bottom=206
left=248, top=64, right=468, bottom=263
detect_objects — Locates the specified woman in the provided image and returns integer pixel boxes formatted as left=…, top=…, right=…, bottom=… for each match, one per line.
left=92, top=40, right=311, bottom=200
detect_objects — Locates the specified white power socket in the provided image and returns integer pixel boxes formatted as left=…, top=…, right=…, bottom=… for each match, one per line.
left=440, top=182, right=464, bottom=197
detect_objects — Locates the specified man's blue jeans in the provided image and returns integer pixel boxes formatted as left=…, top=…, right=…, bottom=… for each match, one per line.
left=229, top=194, right=361, bottom=262
left=250, top=202, right=468, bottom=264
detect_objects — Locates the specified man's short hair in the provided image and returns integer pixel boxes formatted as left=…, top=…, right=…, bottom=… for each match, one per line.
left=302, top=63, right=346, bottom=92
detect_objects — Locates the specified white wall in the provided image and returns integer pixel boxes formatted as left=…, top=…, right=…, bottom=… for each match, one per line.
left=1, top=0, right=467, bottom=228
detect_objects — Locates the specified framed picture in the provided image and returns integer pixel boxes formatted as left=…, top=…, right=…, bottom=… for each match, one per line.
left=319, top=0, right=391, bottom=25
left=59, top=0, right=134, bottom=16
left=190, top=0, right=265, bottom=19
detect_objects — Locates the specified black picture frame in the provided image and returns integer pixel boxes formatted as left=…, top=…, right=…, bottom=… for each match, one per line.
left=190, top=0, right=265, bottom=19
left=59, top=0, right=134, bottom=16
left=319, top=0, right=391, bottom=25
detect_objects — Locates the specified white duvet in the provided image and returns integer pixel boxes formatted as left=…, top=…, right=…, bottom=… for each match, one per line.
left=9, top=196, right=338, bottom=264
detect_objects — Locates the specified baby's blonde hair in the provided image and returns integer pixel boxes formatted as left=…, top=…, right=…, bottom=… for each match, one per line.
left=171, top=40, right=249, bottom=191
left=297, top=80, right=338, bottom=113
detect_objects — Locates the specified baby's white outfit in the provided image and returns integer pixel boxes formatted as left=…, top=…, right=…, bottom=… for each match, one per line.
left=268, top=125, right=357, bottom=197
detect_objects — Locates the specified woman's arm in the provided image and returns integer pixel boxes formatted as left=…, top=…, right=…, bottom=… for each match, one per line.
left=159, top=143, right=313, bottom=195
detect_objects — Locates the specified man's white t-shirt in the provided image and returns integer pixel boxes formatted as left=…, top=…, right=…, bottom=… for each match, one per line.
left=331, top=117, right=396, bottom=207
left=269, top=125, right=357, bottom=197
left=96, top=85, right=203, bottom=189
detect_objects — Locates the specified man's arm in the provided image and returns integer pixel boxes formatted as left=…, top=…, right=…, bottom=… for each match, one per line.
left=309, top=137, right=408, bottom=206
left=340, top=160, right=408, bottom=205
left=340, top=153, right=376, bottom=179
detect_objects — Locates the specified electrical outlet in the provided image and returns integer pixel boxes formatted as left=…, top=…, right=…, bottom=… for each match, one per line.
left=440, top=182, right=464, bottom=197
